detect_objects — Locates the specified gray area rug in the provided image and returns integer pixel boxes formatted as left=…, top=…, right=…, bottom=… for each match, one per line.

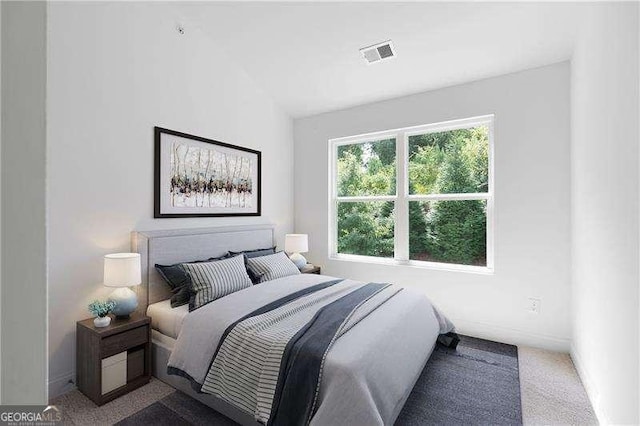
left=395, top=335, right=522, bottom=425
left=116, top=336, right=522, bottom=426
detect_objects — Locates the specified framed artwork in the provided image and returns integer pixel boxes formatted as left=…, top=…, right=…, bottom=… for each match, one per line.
left=154, top=127, right=261, bottom=218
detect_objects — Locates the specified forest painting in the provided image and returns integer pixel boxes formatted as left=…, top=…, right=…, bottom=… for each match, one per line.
left=155, top=128, right=261, bottom=218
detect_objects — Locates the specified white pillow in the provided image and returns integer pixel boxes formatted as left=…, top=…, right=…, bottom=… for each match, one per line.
left=183, top=254, right=252, bottom=310
left=246, top=251, right=301, bottom=283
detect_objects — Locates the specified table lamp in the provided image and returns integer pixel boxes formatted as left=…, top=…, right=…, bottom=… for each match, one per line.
left=285, top=234, right=308, bottom=269
left=104, top=253, right=141, bottom=318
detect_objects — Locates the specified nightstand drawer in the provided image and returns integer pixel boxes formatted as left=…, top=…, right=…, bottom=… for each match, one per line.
left=102, top=325, right=147, bottom=357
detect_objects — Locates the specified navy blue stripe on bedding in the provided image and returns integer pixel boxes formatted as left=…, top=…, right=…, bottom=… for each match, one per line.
left=268, top=282, right=391, bottom=426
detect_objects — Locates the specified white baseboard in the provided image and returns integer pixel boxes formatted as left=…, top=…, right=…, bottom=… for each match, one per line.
left=570, top=346, right=606, bottom=425
left=452, top=318, right=571, bottom=352
left=48, top=372, right=75, bottom=400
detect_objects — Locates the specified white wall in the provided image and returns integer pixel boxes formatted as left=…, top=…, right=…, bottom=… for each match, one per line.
left=0, top=0, right=3, bottom=404
left=294, top=63, right=572, bottom=351
left=46, top=2, right=294, bottom=397
left=570, top=3, right=639, bottom=424
left=1, top=1, right=48, bottom=404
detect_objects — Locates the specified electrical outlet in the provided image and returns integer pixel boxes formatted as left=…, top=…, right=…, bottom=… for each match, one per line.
left=527, top=297, right=541, bottom=314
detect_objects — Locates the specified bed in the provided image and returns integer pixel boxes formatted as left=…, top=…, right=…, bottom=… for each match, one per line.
left=132, top=225, right=452, bottom=426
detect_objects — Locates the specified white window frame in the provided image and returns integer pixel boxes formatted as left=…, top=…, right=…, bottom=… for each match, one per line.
left=328, top=115, right=495, bottom=274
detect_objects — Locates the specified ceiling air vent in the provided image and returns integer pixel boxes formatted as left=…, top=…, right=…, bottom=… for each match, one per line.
left=360, top=40, right=396, bottom=64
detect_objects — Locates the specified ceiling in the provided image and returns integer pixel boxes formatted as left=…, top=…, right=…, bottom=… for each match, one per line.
left=178, top=2, right=585, bottom=118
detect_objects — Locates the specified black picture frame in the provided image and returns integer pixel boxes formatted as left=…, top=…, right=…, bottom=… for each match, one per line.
left=154, top=127, right=262, bottom=218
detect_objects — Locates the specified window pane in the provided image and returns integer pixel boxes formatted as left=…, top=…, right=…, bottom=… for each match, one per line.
left=408, top=126, right=489, bottom=194
left=409, top=200, right=487, bottom=266
left=337, top=201, right=394, bottom=258
left=337, top=139, right=396, bottom=196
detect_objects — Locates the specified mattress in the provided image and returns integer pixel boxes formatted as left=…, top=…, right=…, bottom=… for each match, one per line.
left=146, top=299, right=189, bottom=339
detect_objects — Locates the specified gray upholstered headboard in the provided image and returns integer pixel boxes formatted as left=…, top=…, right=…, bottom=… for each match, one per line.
left=131, top=224, right=275, bottom=311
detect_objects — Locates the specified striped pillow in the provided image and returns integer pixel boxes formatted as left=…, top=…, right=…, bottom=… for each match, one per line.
left=246, top=251, right=301, bottom=283
left=183, top=254, right=252, bottom=311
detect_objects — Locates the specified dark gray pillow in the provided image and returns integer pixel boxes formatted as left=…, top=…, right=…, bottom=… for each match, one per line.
left=229, top=246, right=276, bottom=258
left=155, top=253, right=229, bottom=308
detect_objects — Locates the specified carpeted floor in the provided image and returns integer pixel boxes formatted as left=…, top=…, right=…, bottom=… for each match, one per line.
left=52, top=337, right=598, bottom=426
left=519, top=347, right=597, bottom=425
left=115, top=392, right=237, bottom=426
left=52, top=378, right=175, bottom=426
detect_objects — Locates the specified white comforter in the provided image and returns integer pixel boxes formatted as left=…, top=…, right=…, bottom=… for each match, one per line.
left=168, top=274, right=452, bottom=426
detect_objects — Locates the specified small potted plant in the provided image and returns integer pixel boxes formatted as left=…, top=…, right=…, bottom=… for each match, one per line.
left=88, top=300, right=116, bottom=328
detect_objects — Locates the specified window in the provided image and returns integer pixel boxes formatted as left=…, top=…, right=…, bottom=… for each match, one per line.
left=329, top=115, right=493, bottom=272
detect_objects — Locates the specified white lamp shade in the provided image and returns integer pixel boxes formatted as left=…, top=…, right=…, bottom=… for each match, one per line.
left=285, top=234, right=308, bottom=253
left=104, top=253, right=141, bottom=287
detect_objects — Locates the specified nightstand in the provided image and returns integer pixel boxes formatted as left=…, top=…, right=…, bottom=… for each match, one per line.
left=301, top=264, right=321, bottom=274
left=76, top=313, right=151, bottom=406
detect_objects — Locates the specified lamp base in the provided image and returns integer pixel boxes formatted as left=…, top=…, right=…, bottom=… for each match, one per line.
left=108, top=287, right=138, bottom=318
left=289, top=252, right=307, bottom=269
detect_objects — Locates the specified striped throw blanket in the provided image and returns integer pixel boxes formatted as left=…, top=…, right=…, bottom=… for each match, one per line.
left=200, top=279, right=402, bottom=425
